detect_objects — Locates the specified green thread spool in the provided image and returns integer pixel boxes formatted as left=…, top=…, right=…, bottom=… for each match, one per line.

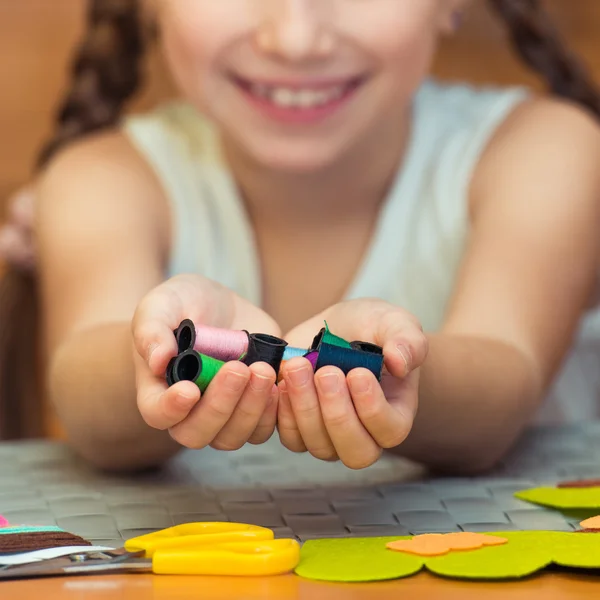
left=171, top=350, right=225, bottom=392
left=313, top=321, right=352, bottom=350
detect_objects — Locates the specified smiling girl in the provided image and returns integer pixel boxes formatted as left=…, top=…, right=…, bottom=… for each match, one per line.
left=7, top=0, right=600, bottom=472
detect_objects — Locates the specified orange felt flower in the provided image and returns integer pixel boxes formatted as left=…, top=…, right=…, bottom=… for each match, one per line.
left=386, top=532, right=508, bottom=557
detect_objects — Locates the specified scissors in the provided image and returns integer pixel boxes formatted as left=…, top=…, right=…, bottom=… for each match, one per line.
left=0, top=522, right=300, bottom=580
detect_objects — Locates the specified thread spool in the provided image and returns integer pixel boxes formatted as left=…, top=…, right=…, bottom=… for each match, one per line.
left=166, top=357, right=177, bottom=386
left=304, top=351, right=319, bottom=370
left=310, top=323, right=352, bottom=350
left=243, top=333, right=288, bottom=375
left=315, top=343, right=384, bottom=380
left=172, top=350, right=225, bottom=392
left=175, top=320, right=250, bottom=361
left=350, top=341, right=383, bottom=355
left=283, top=346, right=309, bottom=361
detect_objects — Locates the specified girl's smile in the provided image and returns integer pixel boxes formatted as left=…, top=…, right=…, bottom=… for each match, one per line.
left=229, top=73, right=368, bottom=125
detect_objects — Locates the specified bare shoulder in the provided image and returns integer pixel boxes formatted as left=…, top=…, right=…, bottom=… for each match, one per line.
left=472, top=95, right=600, bottom=213
left=36, top=129, right=170, bottom=257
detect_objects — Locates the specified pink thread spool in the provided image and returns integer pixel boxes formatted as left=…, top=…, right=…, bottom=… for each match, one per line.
left=175, top=320, right=249, bottom=361
left=0, top=515, right=8, bottom=527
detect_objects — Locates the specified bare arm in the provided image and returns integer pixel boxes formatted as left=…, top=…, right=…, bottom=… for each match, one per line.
left=37, top=132, right=179, bottom=470
left=398, top=98, right=600, bottom=471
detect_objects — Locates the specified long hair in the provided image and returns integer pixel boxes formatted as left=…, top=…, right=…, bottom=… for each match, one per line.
left=0, top=0, right=146, bottom=439
left=1, top=0, right=599, bottom=439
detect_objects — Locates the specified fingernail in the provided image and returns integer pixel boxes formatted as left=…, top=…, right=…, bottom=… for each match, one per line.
left=175, top=392, right=197, bottom=411
left=287, top=366, right=310, bottom=387
left=396, top=344, right=412, bottom=372
left=350, top=375, right=371, bottom=394
left=317, top=373, right=340, bottom=394
left=250, top=373, right=272, bottom=393
left=225, top=370, right=247, bottom=392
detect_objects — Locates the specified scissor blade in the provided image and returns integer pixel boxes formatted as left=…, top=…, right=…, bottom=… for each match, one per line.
left=0, top=552, right=151, bottom=580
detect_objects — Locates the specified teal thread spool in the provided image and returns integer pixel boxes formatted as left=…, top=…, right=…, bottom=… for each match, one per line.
left=283, top=346, right=309, bottom=361
left=171, top=350, right=225, bottom=392
left=311, top=322, right=352, bottom=351
left=315, top=342, right=384, bottom=381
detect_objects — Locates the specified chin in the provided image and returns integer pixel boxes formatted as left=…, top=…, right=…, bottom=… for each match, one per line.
left=235, top=132, right=350, bottom=174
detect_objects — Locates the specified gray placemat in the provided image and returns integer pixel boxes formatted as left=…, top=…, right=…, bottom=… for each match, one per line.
left=1, top=422, right=599, bottom=546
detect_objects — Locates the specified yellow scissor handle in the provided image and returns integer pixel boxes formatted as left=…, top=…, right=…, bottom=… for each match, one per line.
left=125, top=522, right=274, bottom=557
left=151, top=539, right=301, bottom=577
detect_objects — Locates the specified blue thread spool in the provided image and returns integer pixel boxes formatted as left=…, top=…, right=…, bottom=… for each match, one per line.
left=283, top=346, right=309, bottom=361
left=243, top=333, right=288, bottom=376
left=315, top=342, right=384, bottom=381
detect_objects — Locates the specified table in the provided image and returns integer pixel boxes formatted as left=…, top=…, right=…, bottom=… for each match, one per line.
left=3, top=571, right=599, bottom=600
left=2, top=424, right=600, bottom=599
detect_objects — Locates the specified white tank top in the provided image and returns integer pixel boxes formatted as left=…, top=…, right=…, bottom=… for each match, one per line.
left=122, top=78, right=600, bottom=426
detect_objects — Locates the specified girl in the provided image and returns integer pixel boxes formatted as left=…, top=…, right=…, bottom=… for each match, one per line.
left=3, top=0, right=600, bottom=473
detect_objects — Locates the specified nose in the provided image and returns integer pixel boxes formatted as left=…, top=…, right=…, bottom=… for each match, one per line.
left=256, top=0, right=335, bottom=62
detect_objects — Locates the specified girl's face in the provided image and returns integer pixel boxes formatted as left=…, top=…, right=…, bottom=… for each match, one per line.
left=155, top=0, right=466, bottom=172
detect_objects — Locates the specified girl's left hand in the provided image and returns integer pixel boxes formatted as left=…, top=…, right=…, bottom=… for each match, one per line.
left=278, top=299, right=428, bottom=469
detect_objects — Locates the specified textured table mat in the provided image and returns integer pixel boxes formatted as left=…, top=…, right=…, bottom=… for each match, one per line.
left=1, top=423, right=600, bottom=547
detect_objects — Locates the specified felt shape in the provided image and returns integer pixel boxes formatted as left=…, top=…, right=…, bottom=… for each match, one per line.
left=0, top=516, right=8, bottom=528
left=387, top=533, right=507, bottom=557
left=558, top=478, right=600, bottom=488
left=515, top=486, right=600, bottom=509
left=580, top=515, right=600, bottom=529
left=295, top=536, right=423, bottom=582
left=296, top=532, right=600, bottom=583
left=425, top=532, right=556, bottom=580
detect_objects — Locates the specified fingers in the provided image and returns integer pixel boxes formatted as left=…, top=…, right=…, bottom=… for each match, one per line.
left=248, top=384, right=279, bottom=445
left=277, top=380, right=307, bottom=453
left=314, top=367, right=382, bottom=469
left=168, top=361, right=251, bottom=449
left=378, top=311, right=428, bottom=379
left=348, top=368, right=417, bottom=449
left=281, top=358, right=337, bottom=461
left=132, top=295, right=180, bottom=376
left=135, top=352, right=200, bottom=430
left=210, top=362, right=277, bottom=451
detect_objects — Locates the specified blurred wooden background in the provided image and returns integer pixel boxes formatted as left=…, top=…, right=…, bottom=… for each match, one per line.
left=1, top=1, right=600, bottom=204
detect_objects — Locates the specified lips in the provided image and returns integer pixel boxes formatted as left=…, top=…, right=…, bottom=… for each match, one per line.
left=230, top=73, right=365, bottom=122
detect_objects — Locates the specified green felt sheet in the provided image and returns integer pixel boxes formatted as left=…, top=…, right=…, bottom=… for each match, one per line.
left=425, top=532, right=555, bottom=580
left=515, top=487, right=600, bottom=509
left=295, top=537, right=423, bottom=582
left=295, top=532, right=600, bottom=583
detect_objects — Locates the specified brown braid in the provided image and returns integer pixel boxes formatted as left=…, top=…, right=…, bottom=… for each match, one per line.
left=38, top=0, right=146, bottom=166
left=0, top=0, right=147, bottom=439
left=488, top=0, right=600, bottom=118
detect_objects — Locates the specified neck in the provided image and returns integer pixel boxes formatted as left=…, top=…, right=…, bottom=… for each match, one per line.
left=221, top=105, right=412, bottom=228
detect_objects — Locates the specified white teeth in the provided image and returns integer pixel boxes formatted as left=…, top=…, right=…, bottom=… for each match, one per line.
left=251, top=84, right=347, bottom=109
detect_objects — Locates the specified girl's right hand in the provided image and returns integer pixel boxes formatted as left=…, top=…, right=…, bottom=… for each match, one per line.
left=132, top=274, right=281, bottom=451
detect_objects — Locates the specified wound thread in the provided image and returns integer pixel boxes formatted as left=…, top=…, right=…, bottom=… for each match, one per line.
left=315, top=343, right=384, bottom=380
left=0, top=515, right=7, bottom=527
left=312, top=322, right=352, bottom=350
left=304, top=351, right=319, bottom=370
left=172, top=350, right=225, bottom=392
left=283, top=346, right=309, bottom=361
left=243, top=333, right=288, bottom=375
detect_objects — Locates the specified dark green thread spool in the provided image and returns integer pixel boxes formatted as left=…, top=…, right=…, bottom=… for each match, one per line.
left=171, top=350, right=225, bottom=392
left=311, top=322, right=352, bottom=351
left=315, top=342, right=384, bottom=381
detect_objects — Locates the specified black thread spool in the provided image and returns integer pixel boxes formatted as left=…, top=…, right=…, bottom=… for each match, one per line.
left=315, top=342, right=384, bottom=381
left=310, top=328, right=326, bottom=351
left=174, top=319, right=196, bottom=353
left=242, top=333, right=288, bottom=375
left=350, top=340, right=383, bottom=355
left=166, top=356, right=177, bottom=386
